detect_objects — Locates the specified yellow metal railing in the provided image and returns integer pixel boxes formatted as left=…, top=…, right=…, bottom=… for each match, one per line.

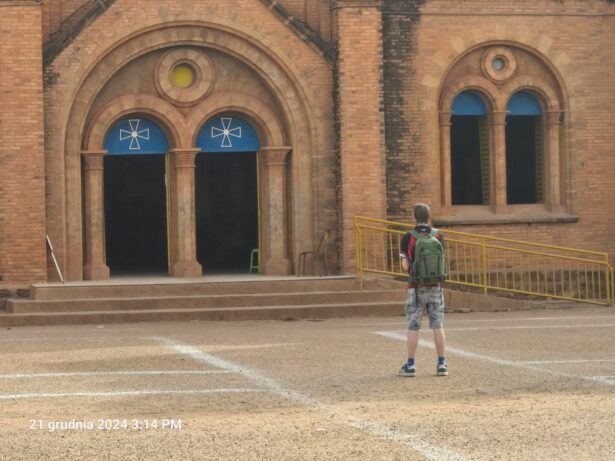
left=354, top=216, right=614, bottom=306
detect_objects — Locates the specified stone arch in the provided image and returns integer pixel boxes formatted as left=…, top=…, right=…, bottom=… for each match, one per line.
left=502, top=76, right=562, bottom=112
left=85, top=94, right=187, bottom=150
left=186, top=92, right=287, bottom=147
left=440, top=76, right=501, bottom=113
left=436, top=40, right=569, bottom=111
left=437, top=41, right=567, bottom=215
left=49, top=22, right=322, bottom=280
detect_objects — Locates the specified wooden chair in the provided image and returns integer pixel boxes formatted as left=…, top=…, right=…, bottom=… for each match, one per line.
left=298, top=230, right=330, bottom=276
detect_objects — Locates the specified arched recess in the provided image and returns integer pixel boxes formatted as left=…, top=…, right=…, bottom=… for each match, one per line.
left=437, top=42, right=567, bottom=215
left=54, top=23, right=319, bottom=280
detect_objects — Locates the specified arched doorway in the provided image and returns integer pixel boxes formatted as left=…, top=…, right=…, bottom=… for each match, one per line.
left=103, top=117, right=169, bottom=275
left=195, top=115, right=260, bottom=273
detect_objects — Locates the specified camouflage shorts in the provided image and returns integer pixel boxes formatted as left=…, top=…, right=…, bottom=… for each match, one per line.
left=404, top=287, right=445, bottom=331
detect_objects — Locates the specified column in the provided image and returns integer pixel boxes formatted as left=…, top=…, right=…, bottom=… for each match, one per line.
left=546, top=110, right=563, bottom=213
left=439, top=112, right=453, bottom=214
left=260, top=147, right=293, bottom=275
left=334, top=0, right=386, bottom=272
left=82, top=150, right=110, bottom=280
left=491, top=111, right=507, bottom=213
left=168, top=149, right=202, bottom=277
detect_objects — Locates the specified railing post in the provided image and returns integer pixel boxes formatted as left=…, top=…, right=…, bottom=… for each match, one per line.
left=482, top=237, right=488, bottom=295
left=354, top=218, right=362, bottom=290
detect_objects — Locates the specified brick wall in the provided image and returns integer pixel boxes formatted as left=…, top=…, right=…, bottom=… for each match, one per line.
left=334, top=1, right=386, bottom=270
left=383, top=0, right=615, bottom=260
left=0, top=1, right=47, bottom=282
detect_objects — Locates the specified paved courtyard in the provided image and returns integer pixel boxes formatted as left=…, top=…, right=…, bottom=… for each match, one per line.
left=1, top=306, right=614, bottom=460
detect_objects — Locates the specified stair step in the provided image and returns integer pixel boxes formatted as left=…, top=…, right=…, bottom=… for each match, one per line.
left=7, top=290, right=405, bottom=314
left=0, top=301, right=403, bottom=327
left=29, top=276, right=359, bottom=300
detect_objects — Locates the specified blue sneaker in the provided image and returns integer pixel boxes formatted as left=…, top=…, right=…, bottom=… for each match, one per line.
left=398, top=362, right=416, bottom=377
left=437, top=363, right=448, bottom=376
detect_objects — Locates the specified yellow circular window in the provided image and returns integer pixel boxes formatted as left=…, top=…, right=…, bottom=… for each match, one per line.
left=171, top=64, right=196, bottom=89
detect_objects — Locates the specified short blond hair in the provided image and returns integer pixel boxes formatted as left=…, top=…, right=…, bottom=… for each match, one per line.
left=413, top=203, right=431, bottom=224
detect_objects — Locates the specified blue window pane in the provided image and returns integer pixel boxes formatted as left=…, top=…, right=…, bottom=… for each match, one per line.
left=507, top=92, right=542, bottom=115
left=452, top=91, right=487, bottom=116
left=104, top=118, right=169, bottom=155
left=197, top=116, right=260, bottom=153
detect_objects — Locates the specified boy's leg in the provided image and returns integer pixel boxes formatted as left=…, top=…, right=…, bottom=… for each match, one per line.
left=426, top=287, right=448, bottom=375
left=407, top=329, right=420, bottom=357
left=433, top=328, right=446, bottom=357
left=399, top=289, right=423, bottom=376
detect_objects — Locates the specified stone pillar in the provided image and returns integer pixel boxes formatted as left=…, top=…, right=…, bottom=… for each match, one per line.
left=491, top=111, right=508, bottom=213
left=168, top=149, right=202, bottom=277
left=260, top=147, right=293, bottom=275
left=81, top=150, right=110, bottom=280
left=334, top=0, right=386, bottom=272
left=439, top=112, right=453, bottom=214
left=546, top=110, right=563, bottom=213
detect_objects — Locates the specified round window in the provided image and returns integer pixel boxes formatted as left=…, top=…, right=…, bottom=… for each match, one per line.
left=171, top=63, right=196, bottom=89
left=492, top=57, right=506, bottom=72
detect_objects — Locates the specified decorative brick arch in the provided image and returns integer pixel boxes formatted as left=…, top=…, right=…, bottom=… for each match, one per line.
left=47, top=20, right=325, bottom=280
left=440, top=76, right=502, bottom=113
left=186, top=92, right=287, bottom=147
left=501, top=76, right=562, bottom=112
left=85, top=94, right=187, bottom=150
left=437, top=41, right=568, bottom=216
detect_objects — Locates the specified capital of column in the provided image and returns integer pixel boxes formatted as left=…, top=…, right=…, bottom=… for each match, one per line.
left=439, top=112, right=452, bottom=127
left=169, top=148, right=199, bottom=168
left=81, top=150, right=107, bottom=170
left=547, top=110, right=564, bottom=125
left=333, top=0, right=382, bottom=9
left=490, top=111, right=507, bottom=126
left=259, top=147, right=292, bottom=166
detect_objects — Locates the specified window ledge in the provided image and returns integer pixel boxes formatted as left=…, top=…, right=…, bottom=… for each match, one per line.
left=434, top=206, right=579, bottom=226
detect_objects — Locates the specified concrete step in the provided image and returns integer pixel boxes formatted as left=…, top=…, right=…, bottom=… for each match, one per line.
left=0, top=301, right=402, bottom=327
left=28, top=276, right=359, bottom=300
left=6, top=290, right=404, bottom=314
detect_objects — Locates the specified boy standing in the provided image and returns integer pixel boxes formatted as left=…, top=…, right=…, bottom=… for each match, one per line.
left=398, top=203, right=448, bottom=377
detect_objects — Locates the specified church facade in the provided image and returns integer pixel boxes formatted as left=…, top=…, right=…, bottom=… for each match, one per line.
left=0, top=0, right=613, bottom=283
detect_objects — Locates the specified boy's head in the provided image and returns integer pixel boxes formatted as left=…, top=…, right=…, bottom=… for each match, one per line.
left=413, top=203, right=431, bottom=224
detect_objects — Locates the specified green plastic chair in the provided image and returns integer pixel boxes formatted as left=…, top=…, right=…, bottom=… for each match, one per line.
left=249, top=248, right=259, bottom=274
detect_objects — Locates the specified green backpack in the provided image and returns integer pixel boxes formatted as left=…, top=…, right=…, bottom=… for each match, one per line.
left=410, top=229, right=447, bottom=285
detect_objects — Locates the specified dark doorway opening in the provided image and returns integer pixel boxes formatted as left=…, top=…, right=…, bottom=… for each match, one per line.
left=104, top=154, right=168, bottom=275
left=196, top=152, right=259, bottom=273
left=450, top=116, right=490, bottom=205
left=506, top=115, right=541, bottom=204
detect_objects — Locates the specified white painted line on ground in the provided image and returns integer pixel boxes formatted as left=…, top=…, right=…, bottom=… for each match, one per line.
left=153, top=336, right=469, bottom=461
left=0, top=370, right=233, bottom=379
left=0, top=388, right=269, bottom=400
left=374, top=331, right=615, bottom=387
left=518, top=359, right=615, bottom=365
left=0, top=336, right=150, bottom=342
left=343, top=314, right=615, bottom=327
left=442, top=323, right=615, bottom=332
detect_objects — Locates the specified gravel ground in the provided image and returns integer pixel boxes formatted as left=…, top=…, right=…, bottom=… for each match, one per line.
left=0, top=306, right=614, bottom=460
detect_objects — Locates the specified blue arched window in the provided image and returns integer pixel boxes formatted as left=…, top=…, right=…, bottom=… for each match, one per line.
left=450, top=91, right=490, bottom=205
left=505, top=92, right=544, bottom=204
left=196, top=116, right=260, bottom=153
left=104, top=117, right=169, bottom=155
left=507, top=91, right=542, bottom=115
left=452, top=91, right=487, bottom=116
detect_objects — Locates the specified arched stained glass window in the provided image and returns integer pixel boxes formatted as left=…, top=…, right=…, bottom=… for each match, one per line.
left=104, top=117, right=169, bottom=155
left=196, top=116, right=260, bottom=153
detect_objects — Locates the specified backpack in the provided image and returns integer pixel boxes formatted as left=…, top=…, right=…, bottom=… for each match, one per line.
left=409, top=229, right=447, bottom=286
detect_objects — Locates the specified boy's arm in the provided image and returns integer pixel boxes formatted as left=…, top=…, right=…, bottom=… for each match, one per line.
left=399, top=233, right=411, bottom=272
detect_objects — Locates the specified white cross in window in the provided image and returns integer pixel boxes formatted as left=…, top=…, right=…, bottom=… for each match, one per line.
left=211, top=117, right=242, bottom=148
left=119, top=119, right=150, bottom=150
